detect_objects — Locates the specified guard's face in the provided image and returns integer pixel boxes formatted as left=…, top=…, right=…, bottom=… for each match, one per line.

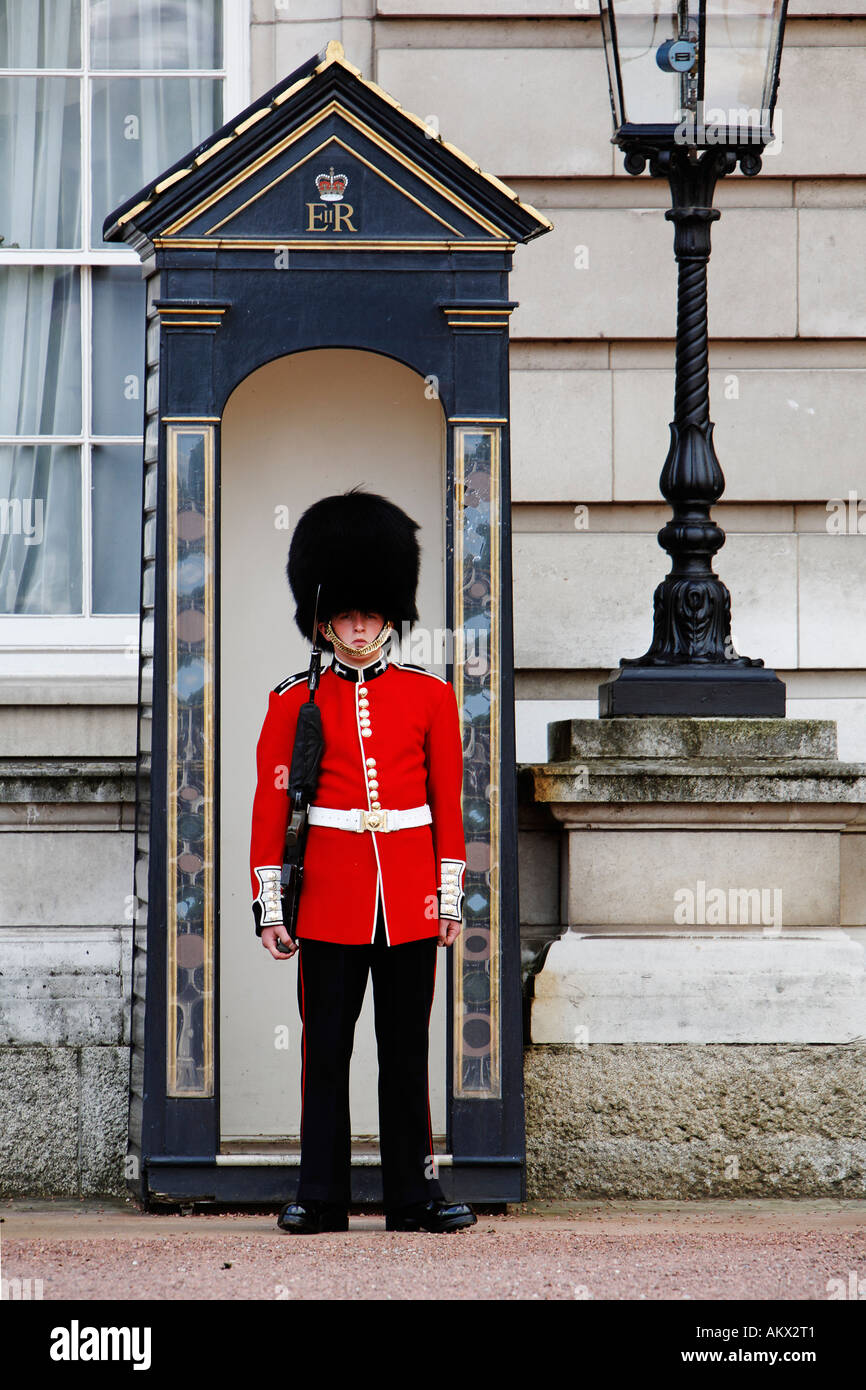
left=320, top=610, right=386, bottom=650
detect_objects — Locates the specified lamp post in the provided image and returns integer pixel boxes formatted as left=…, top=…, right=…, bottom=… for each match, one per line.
left=597, top=0, right=788, bottom=716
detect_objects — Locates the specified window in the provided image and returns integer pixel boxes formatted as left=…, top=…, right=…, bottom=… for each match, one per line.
left=0, top=0, right=247, bottom=666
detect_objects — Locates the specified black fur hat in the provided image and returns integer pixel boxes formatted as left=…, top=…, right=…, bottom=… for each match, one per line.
left=287, top=486, right=421, bottom=649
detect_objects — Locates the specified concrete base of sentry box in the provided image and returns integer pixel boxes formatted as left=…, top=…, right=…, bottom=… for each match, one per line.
left=523, top=1040, right=866, bottom=1200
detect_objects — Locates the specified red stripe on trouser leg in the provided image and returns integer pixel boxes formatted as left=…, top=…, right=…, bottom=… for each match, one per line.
left=426, top=950, right=436, bottom=1181
left=299, top=949, right=306, bottom=1146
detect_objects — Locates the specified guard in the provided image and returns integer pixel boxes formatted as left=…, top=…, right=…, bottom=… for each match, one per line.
left=249, top=487, right=477, bottom=1234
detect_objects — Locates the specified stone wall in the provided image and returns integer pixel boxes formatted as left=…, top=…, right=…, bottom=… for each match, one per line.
left=525, top=1044, right=866, bottom=1199
left=0, top=740, right=135, bottom=1199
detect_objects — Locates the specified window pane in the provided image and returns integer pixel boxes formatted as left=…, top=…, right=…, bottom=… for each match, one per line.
left=0, top=0, right=82, bottom=69
left=90, top=0, right=222, bottom=70
left=0, top=267, right=81, bottom=435
left=0, top=445, right=82, bottom=614
left=91, top=76, right=222, bottom=245
left=91, top=443, right=142, bottom=614
left=92, top=266, right=146, bottom=435
left=0, top=77, right=81, bottom=248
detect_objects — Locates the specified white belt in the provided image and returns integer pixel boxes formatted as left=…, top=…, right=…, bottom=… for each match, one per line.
left=308, top=804, right=432, bottom=833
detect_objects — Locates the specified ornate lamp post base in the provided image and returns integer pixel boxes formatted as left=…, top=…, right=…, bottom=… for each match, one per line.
left=599, top=666, right=786, bottom=718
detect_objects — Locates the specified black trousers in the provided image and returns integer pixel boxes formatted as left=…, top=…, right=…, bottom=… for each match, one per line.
left=295, top=900, right=446, bottom=1210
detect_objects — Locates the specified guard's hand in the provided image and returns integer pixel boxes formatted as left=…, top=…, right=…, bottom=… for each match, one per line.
left=261, top=925, right=298, bottom=959
left=438, top=919, right=462, bottom=948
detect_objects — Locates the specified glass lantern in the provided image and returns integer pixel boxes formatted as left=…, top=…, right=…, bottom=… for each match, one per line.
left=598, top=0, right=788, bottom=151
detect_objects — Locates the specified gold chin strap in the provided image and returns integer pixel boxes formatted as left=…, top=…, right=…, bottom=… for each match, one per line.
left=324, top=620, right=393, bottom=659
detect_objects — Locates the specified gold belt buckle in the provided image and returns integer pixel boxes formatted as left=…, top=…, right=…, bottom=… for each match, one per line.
left=362, top=808, right=388, bottom=832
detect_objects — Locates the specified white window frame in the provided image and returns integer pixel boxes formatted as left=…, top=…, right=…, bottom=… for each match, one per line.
left=0, top=0, right=250, bottom=681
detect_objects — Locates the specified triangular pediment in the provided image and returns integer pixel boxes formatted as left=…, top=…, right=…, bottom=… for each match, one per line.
left=159, top=105, right=512, bottom=246
left=104, top=41, right=551, bottom=251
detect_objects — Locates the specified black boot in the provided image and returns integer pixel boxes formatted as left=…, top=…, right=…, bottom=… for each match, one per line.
left=277, top=1199, right=349, bottom=1234
left=385, top=1199, right=477, bottom=1233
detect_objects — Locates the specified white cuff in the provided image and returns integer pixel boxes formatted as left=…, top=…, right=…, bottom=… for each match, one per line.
left=253, top=866, right=283, bottom=927
left=438, top=858, right=466, bottom=921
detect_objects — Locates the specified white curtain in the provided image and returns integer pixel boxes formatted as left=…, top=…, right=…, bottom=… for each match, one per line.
left=0, top=0, right=81, bottom=68
left=89, top=0, right=220, bottom=70
left=2, top=0, right=82, bottom=249
left=90, top=3, right=222, bottom=246
left=0, top=265, right=83, bottom=613
left=0, top=2, right=82, bottom=612
left=0, top=444, right=82, bottom=613
left=91, top=75, right=221, bottom=245
left=0, top=0, right=222, bottom=614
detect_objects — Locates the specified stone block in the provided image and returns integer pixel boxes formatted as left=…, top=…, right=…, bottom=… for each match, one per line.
left=516, top=699, right=598, bottom=764
left=841, top=832, right=866, bottom=927
left=612, top=368, right=866, bottom=503
left=799, top=535, right=866, bottom=668
left=766, top=46, right=866, bottom=178
left=788, top=697, right=866, bottom=765
left=0, top=1048, right=80, bottom=1197
left=0, top=833, right=135, bottom=927
left=0, top=706, right=136, bottom=757
left=250, top=18, right=276, bottom=97
left=513, top=532, right=798, bottom=670
left=0, top=928, right=128, bottom=1047
left=789, top=0, right=866, bottom=11
left=799, top=210, right=866, bottom=337
left=376, top=48, right=612, bottom=177
left=378, top=1, right=584, bottom=11
left=510, top=209, right=797, bottom=339
left=532, top=932, right=863, bottom=1042
left=546, top=716, right=837, bottom=762
left=80, top=1047, right=131, bottom=1197
left=274, top=21, right=335, bottom=82
left=564, top=830, right=837, bottom=929
left=524, top=1043, right=866, bottom=1198
left=518, top=827, right=561, bottom=927
left=271, top=0, right=341, bottom=18
left=510, top=368, right=612, bottom=502
left=514, top=531, right=659, bottom=669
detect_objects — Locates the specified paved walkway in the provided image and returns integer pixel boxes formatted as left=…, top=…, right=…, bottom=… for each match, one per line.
left=3, top=1198, right=865, bottom=1301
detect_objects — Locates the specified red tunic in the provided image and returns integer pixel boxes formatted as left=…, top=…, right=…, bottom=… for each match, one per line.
left=249, top=651, right=467, bottom=946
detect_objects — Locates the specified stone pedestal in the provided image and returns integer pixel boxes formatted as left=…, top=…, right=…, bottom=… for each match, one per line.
left=517, top=718, right=866, bottom=1197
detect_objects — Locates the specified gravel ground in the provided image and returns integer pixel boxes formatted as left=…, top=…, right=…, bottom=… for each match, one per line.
left=3, top=1200, right=865, bottom=1301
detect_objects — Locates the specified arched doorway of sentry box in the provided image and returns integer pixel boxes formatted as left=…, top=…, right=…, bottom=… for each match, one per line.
left=219, top=347, right=447, bottom=1171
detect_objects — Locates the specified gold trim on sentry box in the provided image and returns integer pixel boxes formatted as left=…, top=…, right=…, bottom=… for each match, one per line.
left=453, top=425, right=502, bottom=1101
left=166, top=425, right=215, bottom=1099
left=152, top=238, right=516, bottom=252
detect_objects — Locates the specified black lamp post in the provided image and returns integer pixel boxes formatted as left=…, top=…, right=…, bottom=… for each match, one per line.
left=597, top=0, right=788, bottom=717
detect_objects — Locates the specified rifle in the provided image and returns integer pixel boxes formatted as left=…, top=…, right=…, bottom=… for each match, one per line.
left=276, top=585, right=324, bottom=946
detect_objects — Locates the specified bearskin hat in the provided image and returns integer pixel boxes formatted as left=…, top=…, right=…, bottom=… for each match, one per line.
left=287, top=486, right=421, bottom=649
